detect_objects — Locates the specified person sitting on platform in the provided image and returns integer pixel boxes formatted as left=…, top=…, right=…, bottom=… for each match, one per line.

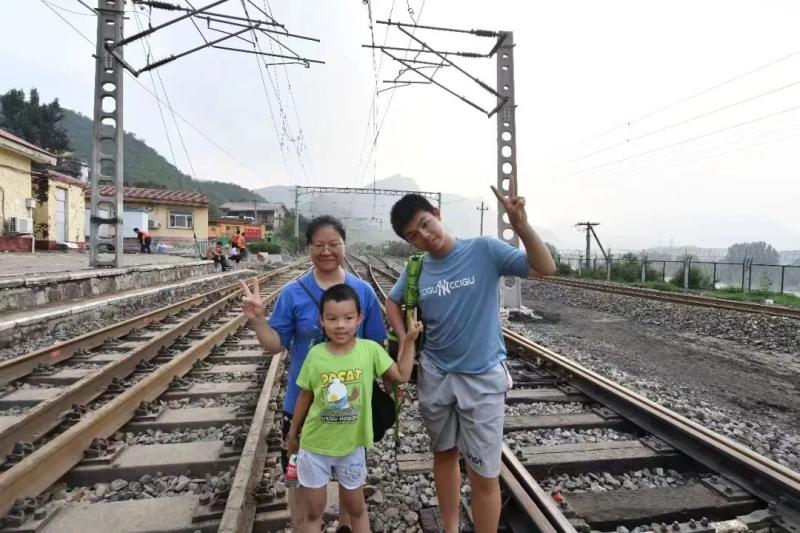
left=207, top=240, right=230, bottom=271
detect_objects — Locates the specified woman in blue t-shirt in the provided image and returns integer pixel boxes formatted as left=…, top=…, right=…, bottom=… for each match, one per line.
left=240, top=215, right=386, bottom=533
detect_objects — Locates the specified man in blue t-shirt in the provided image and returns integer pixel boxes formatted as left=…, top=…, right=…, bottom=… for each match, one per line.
left=386, top=187, right=556, bottom=533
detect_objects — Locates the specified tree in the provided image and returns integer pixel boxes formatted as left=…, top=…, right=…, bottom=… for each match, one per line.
left=725, top=241, right=780, bottom=264
left=0, top=88, right=79, bottom=176
left=275, top=212, right=310, bottom=249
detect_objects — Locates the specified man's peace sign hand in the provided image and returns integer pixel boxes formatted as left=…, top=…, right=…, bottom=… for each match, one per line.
left=491, top=184, right=528, bottom=229
left=239, top=277, right=266, bottom=322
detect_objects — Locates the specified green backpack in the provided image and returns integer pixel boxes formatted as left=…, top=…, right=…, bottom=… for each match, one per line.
left=387, top=252, right=425, bottom=359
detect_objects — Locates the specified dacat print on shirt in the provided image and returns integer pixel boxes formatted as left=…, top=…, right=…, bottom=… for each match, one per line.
left=319, top=377, right=361, bottom=424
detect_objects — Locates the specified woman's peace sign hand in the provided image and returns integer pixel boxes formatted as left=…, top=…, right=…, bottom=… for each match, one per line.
left=239, top=278, right=266, bottom=322
left=491, top=184, right=528, bottom=229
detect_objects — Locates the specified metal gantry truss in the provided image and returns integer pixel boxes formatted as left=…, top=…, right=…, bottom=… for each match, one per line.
left=89, top=0, right=322, bottom=267
left=293, top=185, right=442, bottom=246
left=363, top=23, right=521, bottom=306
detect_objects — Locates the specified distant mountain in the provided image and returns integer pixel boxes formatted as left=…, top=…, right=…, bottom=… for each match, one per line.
left=255, top=174, right=557, bottom=245
left=59, top=109, right=263, bottom=213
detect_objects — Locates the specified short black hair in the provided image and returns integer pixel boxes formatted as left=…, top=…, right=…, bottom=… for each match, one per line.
left=133, top=227, right=139, bottom=232
left=319, top=283, right=361, bottom=315
left=390, top=194, right=435, bottom=238
left=306, top=215, right=346, bottom=244
left=216, top=240, right=224, bottom=245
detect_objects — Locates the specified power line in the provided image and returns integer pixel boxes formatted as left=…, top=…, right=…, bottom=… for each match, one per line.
left=546, top=103, right=800, bottom=182
left=358, top=0, right=428, bottom=185
left=550, top=77, right=800, bottom=170
left=41, top=0, right=266, bottom=180
left=589, top=113, right=800, bottom=181
left=132, top=8, right=185, bottom=191
left=547, top=47, right=800, bottom=157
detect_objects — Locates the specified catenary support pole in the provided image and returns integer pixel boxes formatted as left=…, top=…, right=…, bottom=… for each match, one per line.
left=89, top=0, right=125, bottom=267
left=496, top=32, right=521, bottom=308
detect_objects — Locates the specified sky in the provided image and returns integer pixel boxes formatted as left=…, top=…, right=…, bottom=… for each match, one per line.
left=2, top=1, right=799, bottom=251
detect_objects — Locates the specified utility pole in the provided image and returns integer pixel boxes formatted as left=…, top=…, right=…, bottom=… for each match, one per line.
left=86, top=1, right=321, bottom=267
left=575, top=221, right=606, bottom=270
left=477, top=201, right=488, bottom=236
left=89, top=0, right=125, bottom=268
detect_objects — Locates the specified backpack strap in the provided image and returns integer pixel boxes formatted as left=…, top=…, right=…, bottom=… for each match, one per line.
left=297, top=277, right=319, bottom=305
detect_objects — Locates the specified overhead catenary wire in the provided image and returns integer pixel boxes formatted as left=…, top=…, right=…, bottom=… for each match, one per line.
left=547, top=47, right=800, bottom=157
left=132, top=8, right=186, bottom=191
left=42, top=0, right=266, bottom=181
left=549, top=77, right=800, bottom=170
left=357, top=0, right=428, bottom=186
left=545, top=103, right=800, bottom=183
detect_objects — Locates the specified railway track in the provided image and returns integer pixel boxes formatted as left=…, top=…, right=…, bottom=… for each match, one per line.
left=0, top=263, right=307, bottom=532
left=540, top=276, right=800, bottom=320
left=349, top=253, right=800, bottom=533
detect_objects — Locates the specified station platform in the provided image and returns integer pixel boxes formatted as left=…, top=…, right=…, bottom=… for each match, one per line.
left=0, top=253, right=214, bottom=314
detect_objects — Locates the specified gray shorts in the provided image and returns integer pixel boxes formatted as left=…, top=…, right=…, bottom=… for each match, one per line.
left=417, top=356, right=512, bottom=478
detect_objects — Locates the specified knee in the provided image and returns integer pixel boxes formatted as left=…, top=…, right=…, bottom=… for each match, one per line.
left=434, top=447, right=459, bottom=463
left=346, top=497, right=366, bottom=518
left=467, top=467, right=500, bottom=490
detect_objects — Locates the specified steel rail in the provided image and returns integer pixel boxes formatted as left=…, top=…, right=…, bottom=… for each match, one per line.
left=0, top=271, right=292, bottom=518
left=542, top=276, right=800, bottom=320
left=0, top=267, right=289, bottom=459
left=500, top=446, right=572, bottom=533
left=218, top=349, right=284, bottom=532
left=0, top=272, right=253, bottom=386
left=503, top=328, right=800, bottom=524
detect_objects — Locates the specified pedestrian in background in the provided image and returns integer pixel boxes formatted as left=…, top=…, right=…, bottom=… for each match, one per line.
left=133, top=227, right=151, bottom=254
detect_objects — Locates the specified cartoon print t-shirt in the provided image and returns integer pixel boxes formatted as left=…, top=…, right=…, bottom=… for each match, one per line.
left=296, top=338, right=394, bottom=456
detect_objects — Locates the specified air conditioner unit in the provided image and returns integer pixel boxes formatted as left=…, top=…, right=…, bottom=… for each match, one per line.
left=8, top=217, right=33, bottom=234
left=25, top=198, right=36, bottom=209
left=148, top=219, right=161, bottom=229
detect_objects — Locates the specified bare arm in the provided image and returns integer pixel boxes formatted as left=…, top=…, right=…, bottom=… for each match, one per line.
left=239, top=278, right=285, bottom=353
left=386, top=298, right=407, bottom=340
left=287, top=388, right=313, bottom=455
left=491, top=185, right=556, bottom=277
left=382, top=310, right=423, bottom=384
left=517, top=222, right=557, bottom=277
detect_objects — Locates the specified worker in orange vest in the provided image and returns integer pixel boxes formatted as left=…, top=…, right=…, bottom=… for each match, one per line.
left=133, top=227, right=152, bottom=254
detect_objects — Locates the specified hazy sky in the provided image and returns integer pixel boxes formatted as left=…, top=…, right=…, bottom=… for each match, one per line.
left=2, top=1, right=799, bottom=250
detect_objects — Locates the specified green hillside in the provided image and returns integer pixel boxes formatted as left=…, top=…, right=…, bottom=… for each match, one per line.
left=60, top=109, right=262, bottom=213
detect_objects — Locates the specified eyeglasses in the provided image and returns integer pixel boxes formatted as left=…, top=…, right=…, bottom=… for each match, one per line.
left=310, top=242, right=344, bottom=252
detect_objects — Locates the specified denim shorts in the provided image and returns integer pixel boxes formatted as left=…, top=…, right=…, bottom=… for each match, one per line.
left=296, top=447, right=367, bottom=490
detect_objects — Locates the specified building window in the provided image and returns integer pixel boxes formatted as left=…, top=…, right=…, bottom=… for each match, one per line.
left=169, top=210, right=193, bottom=229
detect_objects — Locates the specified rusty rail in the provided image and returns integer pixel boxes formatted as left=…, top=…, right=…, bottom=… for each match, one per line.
left=0, top=269, right=293, bottom=518
left=0, top=272, right=250, bottom=386
left=503, top=328, right=800, bottom=525
left=218, top=350, right=285, bottom=532
left=542, top=276, right=800, bottom=320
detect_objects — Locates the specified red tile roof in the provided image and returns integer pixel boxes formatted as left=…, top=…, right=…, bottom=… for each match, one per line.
left=85, top=186, right=209, bottom=206
left=0, top=127, right=55, bottom=158
left=32, top=170, right=88, bottom=189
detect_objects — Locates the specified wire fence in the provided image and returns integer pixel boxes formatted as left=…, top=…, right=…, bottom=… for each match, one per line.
left=556, top=255, right=800, bottom=295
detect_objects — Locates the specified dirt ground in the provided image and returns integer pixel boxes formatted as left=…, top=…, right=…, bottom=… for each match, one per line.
left=520, top=293, right=800, bottom=436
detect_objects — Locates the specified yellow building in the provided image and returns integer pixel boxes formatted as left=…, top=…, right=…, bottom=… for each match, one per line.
left=0, top=128, right=57, bottom=252
left=86, top=186, right=209, bottom=245
left=32, top=170, right=87, bottom=250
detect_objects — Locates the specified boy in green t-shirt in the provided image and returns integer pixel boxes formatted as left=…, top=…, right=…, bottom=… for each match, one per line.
left=287, top=283, right=422, bottom=533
